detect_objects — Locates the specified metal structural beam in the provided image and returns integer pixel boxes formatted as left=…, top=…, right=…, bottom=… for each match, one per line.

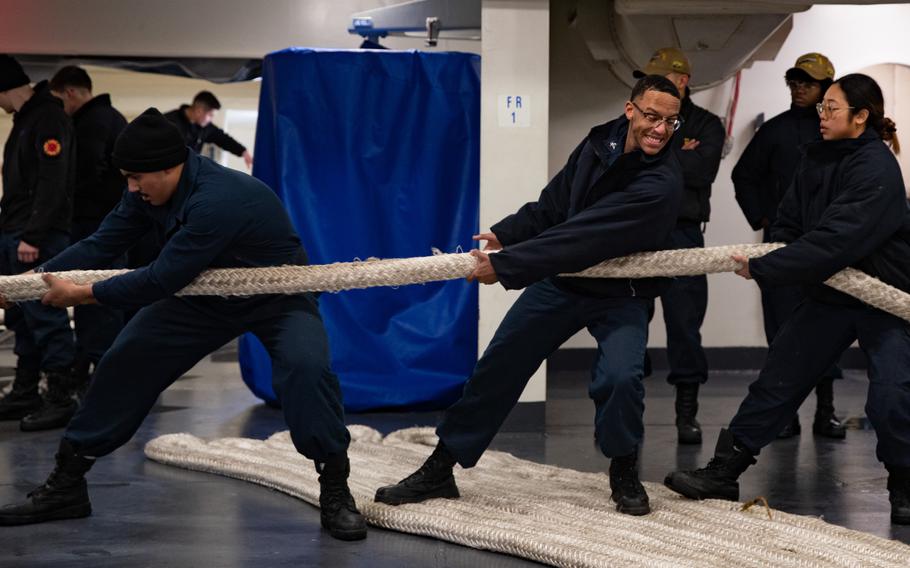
left=349, top=0, right=481, bottom=46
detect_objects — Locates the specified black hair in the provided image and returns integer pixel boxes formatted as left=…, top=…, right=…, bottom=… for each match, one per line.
left=48, top=65, right=92, bottom=92
left=784, top=68, right=832, bottom=94
left=835, top=73, right=900, bottom=154
left=192, top=90, right=221, bottom=110
left=630, top=74, right=680, bottom=102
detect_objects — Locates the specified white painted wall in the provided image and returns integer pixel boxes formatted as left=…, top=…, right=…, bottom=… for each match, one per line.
left=551, top=2, right=910, bottom=349
left=219, top=109, right=259, bottom=171
left=858, top=63, right=910, bottom=195
left=479, top=0, right=550, bottom=403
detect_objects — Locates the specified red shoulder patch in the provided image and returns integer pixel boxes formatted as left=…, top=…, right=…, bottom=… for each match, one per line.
left=43, top=139, right=62, bottom=157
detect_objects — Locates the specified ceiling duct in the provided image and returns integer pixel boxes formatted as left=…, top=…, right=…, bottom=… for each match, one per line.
left=577, top=0, right=894, bottom=90
left=349, top=0, right=481, bottom=46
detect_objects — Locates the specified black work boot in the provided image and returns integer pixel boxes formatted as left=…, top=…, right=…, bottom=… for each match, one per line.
left=675, top=383, right=702, bottom=445
left=374, top=442, right=460, bottom=505
left=20, top=370, right=79, bottom=432
left=776, top=415, right=801, bottom=439
left=609, top=451, right=650, bottom=515
left=0, top=439, right=94, bottom=525
left=317, top=453, right=366, bottom=541
left=0, top=366, right=42, bottom=421
left=664, top=428, right=757, bottom=501
left=886, top=465, right=910, bottom=525
left=71, top=357, right=93, bottom=404
left=812, top=378, right=846, bottom=439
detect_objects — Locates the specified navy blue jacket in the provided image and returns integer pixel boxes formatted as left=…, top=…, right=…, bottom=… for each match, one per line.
left=71, top=94, right=127, bottom=222
left=673, top=94, right=725, bottom=224
left=489, top=116, right=683, bottom=298
left=0, top=81, right=75, bottom=245
left=732, top=105, right=820, bottom=230
left=43, top=152, right=307, bottom=310
left=750, top=129, right=910, bottom=306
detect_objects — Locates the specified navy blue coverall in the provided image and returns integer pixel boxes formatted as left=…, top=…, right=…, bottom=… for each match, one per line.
left=658, top=94, right=724, bottom=386
left=0, top=81, right=76, bottom=374
left=730, top=130, right=910, bottom=468
left=69, top=93, right=129, bottom=368
left=436, top=117, right=683, bottom=464
left=41, top=152, right=350, bottom=460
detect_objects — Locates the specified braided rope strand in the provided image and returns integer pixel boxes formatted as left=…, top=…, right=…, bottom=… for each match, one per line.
left=4, top=243, right=908, bottom=324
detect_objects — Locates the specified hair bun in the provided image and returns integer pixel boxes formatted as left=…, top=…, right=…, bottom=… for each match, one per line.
left=881, top=117, right=900, bottom=154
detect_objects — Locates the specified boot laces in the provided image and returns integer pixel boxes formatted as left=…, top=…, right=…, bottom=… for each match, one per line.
left=701, top=455, right=733, bottom=475
left=611, top=457, right=645, bottom=497
left=403, top=452, right=452, bottom=487
left=701, top=447, right=756, bottom=476
left=26, top=484, right=49, bottom=499
left=321, top=477, right=356, bottom=514
left=615, top=469, right=645, bottom=497
left=26, top=466, right=70, bottom=499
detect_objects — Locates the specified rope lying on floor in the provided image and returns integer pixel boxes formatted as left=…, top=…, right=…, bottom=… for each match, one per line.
left=2, top=242, right=908, bottom=322
left=144, top=426, right=910, bottom=568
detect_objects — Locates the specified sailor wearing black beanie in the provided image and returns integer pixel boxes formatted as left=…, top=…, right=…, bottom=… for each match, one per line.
left=111, top=107, right=188, bottom=173
left=0, top=106, right=368, bottom=541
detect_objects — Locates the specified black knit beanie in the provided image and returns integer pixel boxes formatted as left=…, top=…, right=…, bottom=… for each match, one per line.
left=112, top=107, right=188, bottom=172
left=0, top=55, right=31, bottom=93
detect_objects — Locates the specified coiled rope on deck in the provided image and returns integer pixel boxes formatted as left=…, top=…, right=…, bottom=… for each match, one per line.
left=2, top=243, right=909, bottom=323
left=145, top=426, right=910, bottom=568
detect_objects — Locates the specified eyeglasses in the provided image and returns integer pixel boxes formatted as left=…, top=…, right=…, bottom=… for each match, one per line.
left=815, top=102, right=855, bottom=117
left=631, top=102, right=683, bottom=131
left=786, top=79, right=819, bottom=91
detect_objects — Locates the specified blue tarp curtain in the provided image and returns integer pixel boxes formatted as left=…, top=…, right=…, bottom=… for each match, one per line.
left=240, top=48, right=480, bottom=412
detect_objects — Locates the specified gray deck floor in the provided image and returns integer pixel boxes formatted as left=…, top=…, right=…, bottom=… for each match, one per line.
left=1, top=342, right=907, bottom=567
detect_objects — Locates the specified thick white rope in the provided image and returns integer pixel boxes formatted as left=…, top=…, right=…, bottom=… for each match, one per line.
left=3, top=242, right=908, bottom=322
left=145, top=426, right=910, bottom=568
